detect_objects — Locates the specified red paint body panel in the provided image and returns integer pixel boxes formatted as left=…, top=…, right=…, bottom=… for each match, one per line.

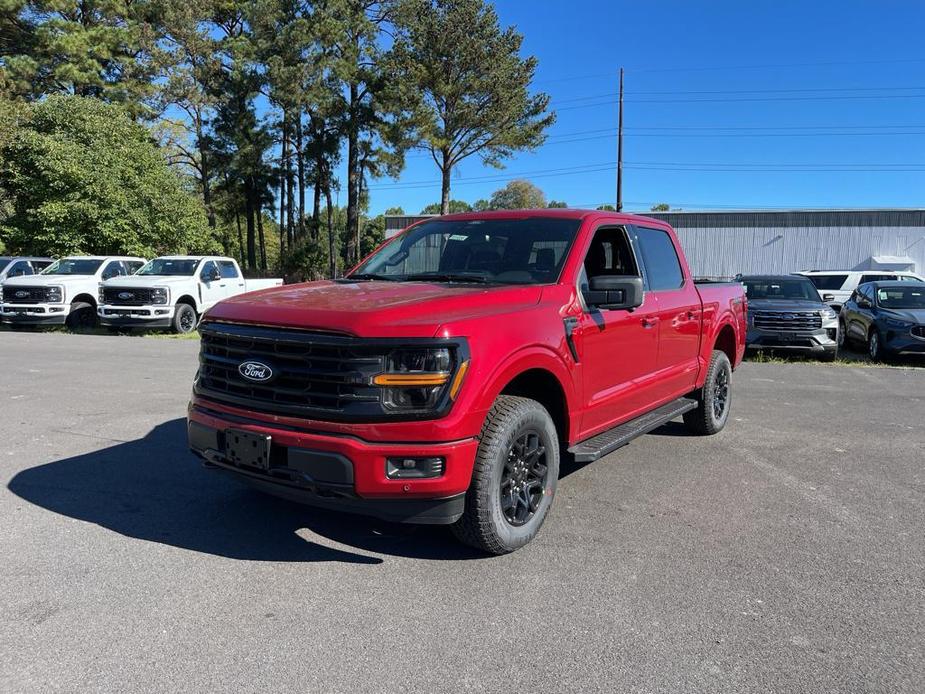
left=193, top=210, right=746, bottom=501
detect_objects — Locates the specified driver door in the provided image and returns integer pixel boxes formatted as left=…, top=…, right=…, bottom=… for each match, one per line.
left=199, top=261, right=225, bottom=310
left=573, top=225, right=660, bottom=438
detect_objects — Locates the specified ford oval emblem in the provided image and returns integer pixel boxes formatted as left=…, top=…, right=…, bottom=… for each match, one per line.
left=239, top=360, right=274, bottom=382
left=14, top=290, right=28, bottom=298
left=118, top=291, right=134, bottom=300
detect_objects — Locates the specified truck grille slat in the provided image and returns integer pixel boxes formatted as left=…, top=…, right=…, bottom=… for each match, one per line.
left=195, top=322, right=389, bottom=419
left=753, top=310, right=822, bottom=332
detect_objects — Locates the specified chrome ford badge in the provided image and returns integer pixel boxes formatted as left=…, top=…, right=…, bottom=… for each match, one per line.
left=239, top=361, right=274, bottom=382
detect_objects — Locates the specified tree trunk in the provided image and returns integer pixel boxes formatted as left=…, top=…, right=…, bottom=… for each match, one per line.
left=286, top=130, right=295, bottom=250
left=325, top=177, right=336, bottom=279
left=312, top=178, right=322, bottom=241
left=440, top=150, right=452, bottom=215
left=296, top=114, right=305, bottom=239
left=244, top=178, right=257, bottom=270
left=256, top=197, right=268, bottom=271
left=235, top=204, right=245, bottom=269
left=279, top=114, right=288, bottom=254
left=195, top=111, right=216, bottom=232
left=346, top=82, right=360, bottom=266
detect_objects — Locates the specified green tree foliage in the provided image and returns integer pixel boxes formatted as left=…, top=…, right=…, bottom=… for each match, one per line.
left=546, top=200, right=567, bottom=208
left=487, top=179, right=545, bottom=210
left=394, top=0, right=554, bottom=214
left=0, top=96, right=215, bottom=256
left=420, top=199, right=471, bottom=214
left=2, top=0, right=164, bottom=115
left=596, top=204, right=616, bottom=211
left=650, top=202, right=670, bottom=211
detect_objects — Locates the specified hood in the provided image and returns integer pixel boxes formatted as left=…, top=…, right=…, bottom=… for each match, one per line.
left=2, top=274, right=94, bottom=287
left=206, top=280, right=544, bottom=337
left=103, top=275, right=194, bottom=288
left=879, top=308, right=925, bottom=324
left=747, top=298, right=825, bottom=312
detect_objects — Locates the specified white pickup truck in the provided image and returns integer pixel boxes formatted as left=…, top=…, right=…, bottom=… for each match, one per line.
left=1, top=256, right=146, bottom=329
left=98, top=256, right=283, bottom=333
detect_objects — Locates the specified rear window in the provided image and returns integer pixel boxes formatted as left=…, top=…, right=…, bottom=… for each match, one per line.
left=218, top=260, right=240, bottom=279
left=635, top=226, right=684, bottom=290
left=806, top=274, right=847, bottom=291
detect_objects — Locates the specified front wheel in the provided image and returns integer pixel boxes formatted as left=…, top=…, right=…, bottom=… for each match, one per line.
left=172, top=304, right=198, bottom=334
left=451, top=395, right=560, bottom=555
left=868, top=329, right=886, bottom=362
left=65, top=302, right=97, bottom=331
left=683, top=350, right=732, bottom=435
left=837, top=320, right=846, bottom=348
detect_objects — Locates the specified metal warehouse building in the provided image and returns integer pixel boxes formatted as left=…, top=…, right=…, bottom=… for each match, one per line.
left=385, top=209, right=925, bottom=277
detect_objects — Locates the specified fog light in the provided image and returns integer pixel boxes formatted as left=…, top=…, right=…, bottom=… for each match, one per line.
left=386, top=456, right=445, bottom=479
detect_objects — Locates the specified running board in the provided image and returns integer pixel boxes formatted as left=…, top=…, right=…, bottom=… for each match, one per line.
left=568, top=397, right=699, bottom=463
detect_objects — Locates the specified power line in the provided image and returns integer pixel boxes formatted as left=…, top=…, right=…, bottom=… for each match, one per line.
left=554, top=85, right=925, bottom=104
left=556, top=93, right=925, bottom=110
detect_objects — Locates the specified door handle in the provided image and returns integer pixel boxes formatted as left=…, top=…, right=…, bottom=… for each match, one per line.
left=642, top=316, right=659, bottom=328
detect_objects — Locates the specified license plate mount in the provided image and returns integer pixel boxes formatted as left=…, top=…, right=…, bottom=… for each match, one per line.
left=224, top=429, right=271, bottom=470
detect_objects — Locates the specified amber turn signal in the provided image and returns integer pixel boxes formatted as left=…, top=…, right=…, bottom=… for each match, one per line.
left=449, top=360, right=469, bottom=399
left=372, top=372, right=450, bottom=387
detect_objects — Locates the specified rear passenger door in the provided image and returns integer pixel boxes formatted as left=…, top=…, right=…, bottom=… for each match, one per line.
left=217, top=260, right=245, bottom=298
left=633, top=225, right=701, bottom=399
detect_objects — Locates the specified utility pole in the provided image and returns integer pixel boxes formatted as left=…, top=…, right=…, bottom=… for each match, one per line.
left=617, top=67, right=624, bottom=212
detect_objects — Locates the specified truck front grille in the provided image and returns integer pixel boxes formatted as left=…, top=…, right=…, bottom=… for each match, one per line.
left=753, top=311, right=822, bottom=332
left=102, top=286, right=155, bottom=306
left=4, top=286, right=47, bottom=303
left=195, top=322, right=388, bottom=420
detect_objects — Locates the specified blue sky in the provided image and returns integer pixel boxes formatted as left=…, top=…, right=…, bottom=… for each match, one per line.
left=365, top=0, right=925, bottom=215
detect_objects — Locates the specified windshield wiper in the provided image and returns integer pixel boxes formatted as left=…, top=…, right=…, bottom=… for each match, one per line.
left=338, top=273, right=403, bottom=282
left=404, top=272, right=493, bottom=283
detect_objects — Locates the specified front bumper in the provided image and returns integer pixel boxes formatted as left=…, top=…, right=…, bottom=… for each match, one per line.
left=746, top=327, right=837, bottom=353
left=99, top=304, right=175, bottom=327
left=187, top=403, right=478, bottom=524
left=882, top=331, right=925, bottom=355
left=0, top=303, right=69, bottom=325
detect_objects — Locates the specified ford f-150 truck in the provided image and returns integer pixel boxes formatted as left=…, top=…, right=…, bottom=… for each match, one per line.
left=98, top=256, right=283, bottom=333
left=187, top=210, right=747, bottom=553
left=1, top=256, right=146, bottom=329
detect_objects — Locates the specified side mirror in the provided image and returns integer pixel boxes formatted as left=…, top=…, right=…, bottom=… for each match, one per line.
left=822, top=294, right=835, bottom=302
left=205, top=268, right=221, bottom=282
left=583, top=275, right=644, bottom=311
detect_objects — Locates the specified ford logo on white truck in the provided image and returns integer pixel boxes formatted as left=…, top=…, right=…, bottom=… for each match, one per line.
left=238, top=361, right=274, bottom=382
left=118, top=291, right=134, bottom=300
left=15, top=290, right=29, bottom=298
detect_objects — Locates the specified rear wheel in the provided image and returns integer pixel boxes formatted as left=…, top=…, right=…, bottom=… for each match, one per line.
left=837, top=320, right=846, bottom=348
left=683, top=350, right=732, bottom=435
left=451, top=395, right=559, bottom=555
left=65, top=301, right=97, bottom=331
left=172, top=303, right=198, bottom=334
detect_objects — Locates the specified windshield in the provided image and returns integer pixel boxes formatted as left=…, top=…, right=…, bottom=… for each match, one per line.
left=0, top=259, right=10, bottom=272
left=743, top=278, right=821, bottom=301
left=877, top=286, right=925, bottom=309
left=350, top=217, right=581, bottom=284
left=138, top=258, right=199, bottom=276
left=41, top=258, right=104, bottom=275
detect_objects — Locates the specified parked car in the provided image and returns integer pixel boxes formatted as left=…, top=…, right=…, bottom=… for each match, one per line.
left=98, top=256, right=283, bottom=333
left=1, top=256, right=145, bottom=329
left=838, top=281, right=925, bottom=360
left=0, top=256, right=54, bottom=282
left=187, top=210, right=747, bottom=554
left=796, top=270, right=925, bottom=310
left=740, top=274, right=839, bottom=361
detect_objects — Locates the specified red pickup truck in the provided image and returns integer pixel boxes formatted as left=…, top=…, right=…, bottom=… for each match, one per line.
left=188, top=210, right=746, bottom=553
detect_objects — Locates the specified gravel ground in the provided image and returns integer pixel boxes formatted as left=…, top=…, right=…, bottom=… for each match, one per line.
left=1, top=330, right=923, bottom=693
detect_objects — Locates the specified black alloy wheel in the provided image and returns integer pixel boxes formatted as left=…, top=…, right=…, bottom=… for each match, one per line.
left=500, top=430, right=549, bottom=527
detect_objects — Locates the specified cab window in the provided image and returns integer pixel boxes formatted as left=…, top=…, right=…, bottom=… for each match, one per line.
left=218, top=260, right=240, bottom=279
left=101, top=261, right=127, bottom=280
left=200, top=261, right=219, bottom=281
left=579, top=226, right=639, bottom=290
left=635, top=226, right=684, bottom=291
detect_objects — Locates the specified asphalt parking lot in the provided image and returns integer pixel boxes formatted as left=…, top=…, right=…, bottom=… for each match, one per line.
left=1, top=331, right=923, bottom=693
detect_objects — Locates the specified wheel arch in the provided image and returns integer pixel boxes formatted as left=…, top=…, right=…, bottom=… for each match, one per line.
left=70, top=292, right=97, bottom=307
left=714, top=322, right=737, bottom=366
left=175, top=294, right=198, bottom=313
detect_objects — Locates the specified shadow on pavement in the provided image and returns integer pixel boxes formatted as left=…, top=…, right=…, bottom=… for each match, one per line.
left=7, top=419, right=486, bottom=564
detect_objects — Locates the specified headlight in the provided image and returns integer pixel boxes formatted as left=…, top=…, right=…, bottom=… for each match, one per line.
left=98, top=283, right=105, bottom=304
left=819, top=306, right=837, bottom=320
left=151, top=287, right=169, bottom=305
left=45, top=286, right=63, bottom=303
left=372, top=346, right=467, bottom=413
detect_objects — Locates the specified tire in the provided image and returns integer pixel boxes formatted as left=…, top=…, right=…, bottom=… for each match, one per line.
left=868, top=328, right=887, bottom=362
left=837, top=320, right=846, bottom=348
left=451, top=395, right=560, bottom=555
left=65, top=301, right=97, bottom=330
left=683, top=350, right=732, bottom=435
left=820, top=349, right=837, bottom=363
left=172, top=303, right=198, bottom=334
